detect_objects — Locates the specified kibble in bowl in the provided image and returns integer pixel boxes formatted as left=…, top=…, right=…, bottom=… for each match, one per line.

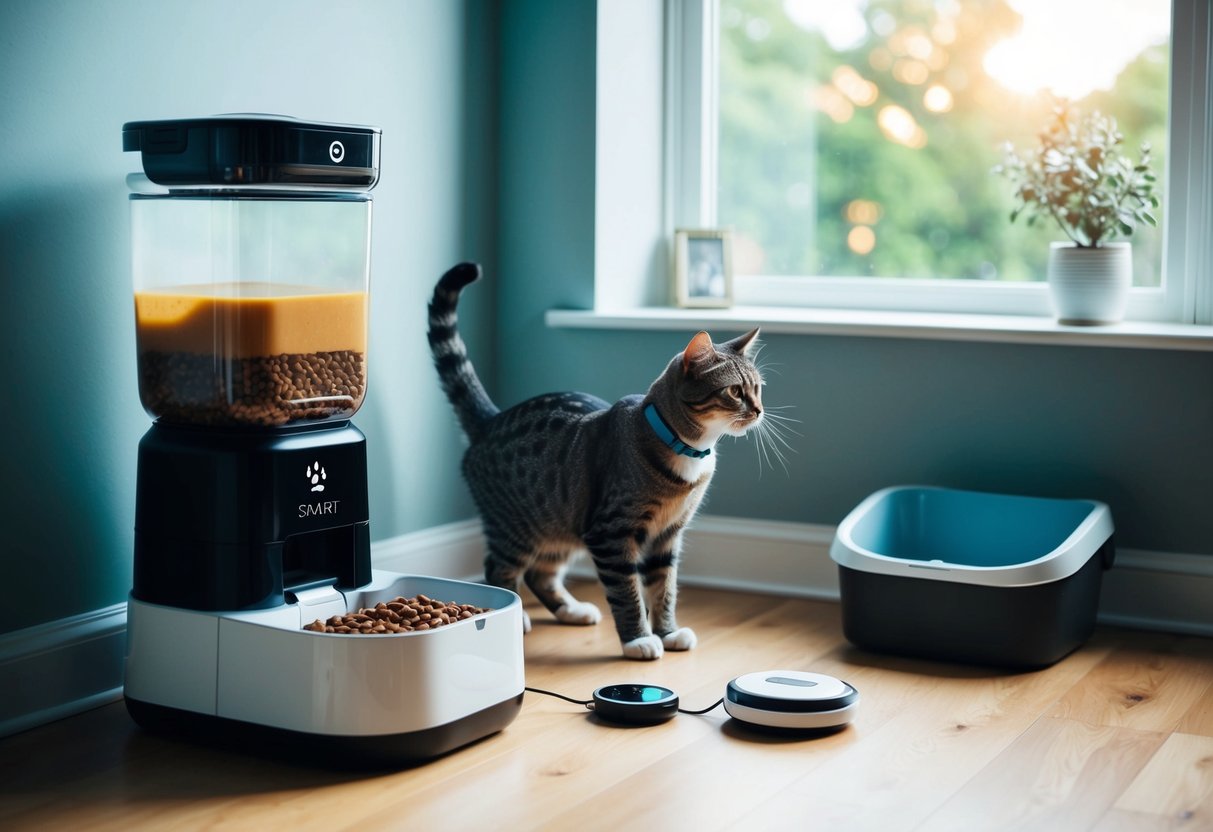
left=303, top=593, right=492, bottom=635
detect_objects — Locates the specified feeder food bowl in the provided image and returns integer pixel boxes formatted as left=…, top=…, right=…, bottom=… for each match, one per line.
left=830, top=486, right=1114, bottom=669
left=125, top=571, right=525, bottom=767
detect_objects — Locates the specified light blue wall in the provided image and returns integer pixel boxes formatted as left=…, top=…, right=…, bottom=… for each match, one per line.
left=0, top=0, right=496, bottom=633
left=495, top=1, right=1213, bottom=556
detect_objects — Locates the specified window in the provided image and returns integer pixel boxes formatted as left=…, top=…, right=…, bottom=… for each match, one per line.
left=669, top=0, right=1213, bottom=322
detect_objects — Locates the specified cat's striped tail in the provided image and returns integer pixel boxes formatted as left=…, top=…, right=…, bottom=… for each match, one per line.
left=428, top=262, right=499, bottom=443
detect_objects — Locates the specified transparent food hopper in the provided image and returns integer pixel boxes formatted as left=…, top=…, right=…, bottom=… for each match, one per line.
left=131, top=193, right=371, bottom=428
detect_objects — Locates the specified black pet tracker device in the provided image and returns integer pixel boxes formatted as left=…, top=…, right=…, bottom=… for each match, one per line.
left=591, top=684, right=680, bottom=725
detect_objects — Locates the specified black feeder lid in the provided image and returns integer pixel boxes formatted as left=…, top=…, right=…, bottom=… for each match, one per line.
left=123, top=114, right=381, bottom=190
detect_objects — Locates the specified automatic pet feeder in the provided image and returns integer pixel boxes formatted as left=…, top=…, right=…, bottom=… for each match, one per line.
left=121, top=115, right=524, bottom=766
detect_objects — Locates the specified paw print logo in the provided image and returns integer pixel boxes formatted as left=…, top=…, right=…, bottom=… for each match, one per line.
left=306, top=462, right=327, bottom=492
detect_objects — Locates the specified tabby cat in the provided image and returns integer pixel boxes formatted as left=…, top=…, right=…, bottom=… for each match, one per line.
left=428, top=263, right=764, bottom=660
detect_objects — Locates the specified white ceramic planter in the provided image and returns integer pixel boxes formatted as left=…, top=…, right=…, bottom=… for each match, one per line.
left=1046, top=242, right=1132, bottom=325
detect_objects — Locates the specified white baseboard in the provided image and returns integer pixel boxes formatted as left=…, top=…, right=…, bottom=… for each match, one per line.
left=371, top=518, right=485, bottom=582
left=4, top=515, right=1210, bottom=739
left=0, top=603, right=127, bottom=739
left=1099, top=548, right=1213, bottom=636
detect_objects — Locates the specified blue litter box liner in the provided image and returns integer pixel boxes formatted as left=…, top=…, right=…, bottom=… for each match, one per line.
left=832, top=485, right=1114, bottom=586
left=830, top=486, right=1115, bottom=668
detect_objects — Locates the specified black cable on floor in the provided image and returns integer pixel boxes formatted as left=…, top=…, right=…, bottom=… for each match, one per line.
left=677, top=697, right=724, bottom=715
left=524, top=686, right=593, bottom=708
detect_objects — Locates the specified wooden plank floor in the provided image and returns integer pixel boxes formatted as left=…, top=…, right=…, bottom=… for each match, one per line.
left=2, top=581, right=1212, bottom=832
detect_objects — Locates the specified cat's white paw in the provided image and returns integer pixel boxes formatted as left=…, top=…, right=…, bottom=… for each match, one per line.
left=661, top=627, right=697, bottom=651
left=522, top=610, right=532, bottom=633
left=621, top=634, right=664, bottom=660
left=554, top=601, right=602, bottom=626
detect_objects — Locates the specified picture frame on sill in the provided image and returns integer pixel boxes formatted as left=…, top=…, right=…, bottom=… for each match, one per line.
left=674, top=228, right=733, bottom=308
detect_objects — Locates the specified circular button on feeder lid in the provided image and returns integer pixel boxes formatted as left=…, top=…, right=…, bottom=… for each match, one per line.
left=724, top=670, right=859, bottom=731
left=122, top=114, right=381, bottom=190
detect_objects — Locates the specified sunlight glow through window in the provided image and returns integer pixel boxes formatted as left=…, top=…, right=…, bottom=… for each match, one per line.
left=983, top=0, right=1170, bottom=98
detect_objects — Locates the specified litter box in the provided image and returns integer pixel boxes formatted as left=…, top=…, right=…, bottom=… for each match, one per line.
left=829, top=486, right=1114, bottom=669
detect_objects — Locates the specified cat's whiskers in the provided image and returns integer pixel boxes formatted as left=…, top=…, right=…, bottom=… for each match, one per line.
left=761, top=409, right=800, bottom=427
left=744, top=407, right=799, bottom=476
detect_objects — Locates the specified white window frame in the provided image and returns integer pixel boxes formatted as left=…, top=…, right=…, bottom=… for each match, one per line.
left=667, top=0, right=1213, bottom=324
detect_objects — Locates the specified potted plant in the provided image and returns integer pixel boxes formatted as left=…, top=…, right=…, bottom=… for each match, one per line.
left=995, top=105, right=1159, bottom=324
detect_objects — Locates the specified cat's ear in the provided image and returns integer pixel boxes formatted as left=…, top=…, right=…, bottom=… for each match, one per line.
left=681, top=331, right=716, bottom=375
left=724, top=327, right=761, bottom=357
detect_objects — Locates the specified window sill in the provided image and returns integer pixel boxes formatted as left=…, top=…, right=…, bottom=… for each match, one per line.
left=546, top=306, right=1213, bottom=352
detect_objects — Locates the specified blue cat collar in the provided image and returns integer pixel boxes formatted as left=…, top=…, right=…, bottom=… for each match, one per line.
left=644, top=403, right=711, bottom=459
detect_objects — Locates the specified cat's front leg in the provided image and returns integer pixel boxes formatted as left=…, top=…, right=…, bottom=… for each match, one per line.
left=643, top=529, right=697, bottom=652
left=586, top=533, right=662, bottom=660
